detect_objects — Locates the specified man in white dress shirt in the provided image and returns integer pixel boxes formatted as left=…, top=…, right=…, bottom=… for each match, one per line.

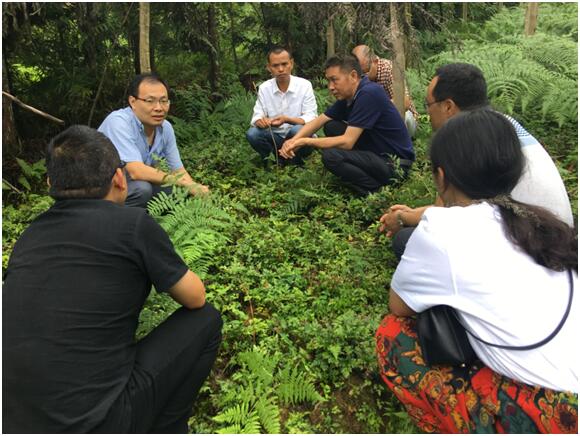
left=246, top=46, right=318, bottom=166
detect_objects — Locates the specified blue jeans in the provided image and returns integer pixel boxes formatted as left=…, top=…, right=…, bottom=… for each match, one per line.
left=126, top=179, right=173, bottom=208
left=246, top=125, right=313, bottom=166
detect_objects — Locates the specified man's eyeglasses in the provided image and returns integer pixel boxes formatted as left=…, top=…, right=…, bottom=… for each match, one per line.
left=112, top=160, right=127, bottom=178
left=424, top=99, right=442, bottom=111
left=133, top=96, right=171, bottom=107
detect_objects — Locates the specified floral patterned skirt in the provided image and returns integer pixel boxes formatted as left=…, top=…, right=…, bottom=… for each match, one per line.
left=376, top=315, right=578, bottom=433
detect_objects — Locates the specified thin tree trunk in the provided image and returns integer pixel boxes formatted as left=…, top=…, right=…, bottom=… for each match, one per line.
left=524, top=2, right=539, bottom=36
left=2, top=53, right=19, bottom=155
left=462, top=3, right=468, bottom=21
left=139, top=2, right=151, bottom=73
left=326, top=16, right=335, bottom=58
left=258, top=3, right=272, bottom=47
left=207, top=4, right=219, bottom=93
left=390, top=3, right=406, bottom=118
left=228, top=3, right=239, bottom=73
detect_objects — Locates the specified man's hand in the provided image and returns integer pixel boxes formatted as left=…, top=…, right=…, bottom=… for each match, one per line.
left=279, top=137, right=306, bottom=159
left=379, top=204, right=432, bottom=237
left=270, top=115, right=288, bottom=127
left=188, top=183, right=210, bottom=196
left=255, top=117, right=272, bottom=129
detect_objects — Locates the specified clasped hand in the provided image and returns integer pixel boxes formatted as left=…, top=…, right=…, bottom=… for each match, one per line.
left=255, top=116, right=287, bottom=129
left=279, top=137, right=306, bottom=159
left=378, top=204, right=413, bottom=238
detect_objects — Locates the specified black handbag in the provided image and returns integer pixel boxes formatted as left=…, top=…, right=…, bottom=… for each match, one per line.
left=417, top=269, right=574, bottom=367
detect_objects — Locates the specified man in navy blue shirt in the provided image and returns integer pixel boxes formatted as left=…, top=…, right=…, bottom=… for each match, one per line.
left=280, top=54, right=414, bottom=195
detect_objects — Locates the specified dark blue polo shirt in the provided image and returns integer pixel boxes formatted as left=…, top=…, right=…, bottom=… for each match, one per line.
left=324, top=76, right=415, bottom=160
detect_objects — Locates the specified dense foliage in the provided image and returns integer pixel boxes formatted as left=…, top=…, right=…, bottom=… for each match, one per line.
left=2, top=3, right=577, bottom=434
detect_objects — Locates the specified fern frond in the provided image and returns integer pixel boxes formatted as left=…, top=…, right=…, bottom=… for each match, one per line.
left=277, top=366, right=323, bottom=406
left=255, top=396, right=281, bottom=434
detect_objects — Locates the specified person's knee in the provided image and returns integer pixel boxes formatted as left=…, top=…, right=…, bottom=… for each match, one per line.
left=323, top=120, right=347, bottom=138
left=392, top=227, right=415, bottom=260
left=202, top=303, right=223, bottom=332
left=286, top=124, right=303, bottom=139
left=126, top=181, right=154, bottom=208
left=246, top=127, right=263, bottom=145
left=321, top=148, right=344, bottom=170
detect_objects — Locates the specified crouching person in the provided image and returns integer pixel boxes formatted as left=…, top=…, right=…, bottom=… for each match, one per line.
left=375, top=110, right=577, bottom=433
left=2, top=126, right=222, bottom=433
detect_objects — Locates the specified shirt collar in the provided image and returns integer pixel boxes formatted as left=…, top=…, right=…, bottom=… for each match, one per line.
left=274, top=75, right=295, bottom=94
left=347, top=76, right=369, bottom=106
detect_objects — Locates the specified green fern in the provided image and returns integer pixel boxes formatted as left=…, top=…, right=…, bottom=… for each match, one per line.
left=213, top=349, right=323, bottom=433
left=424, top=33, right=577, bottom=127
left=147, top=189, right=233, bottom=278
left=255, top=396, right=281, bottom=434
left=277, top=365, right=324, bottom=406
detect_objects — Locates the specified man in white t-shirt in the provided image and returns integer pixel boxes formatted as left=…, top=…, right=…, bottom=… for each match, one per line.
left=246, top=46, right=318, bottom=166
left=379, top=63, right=574, bottom=258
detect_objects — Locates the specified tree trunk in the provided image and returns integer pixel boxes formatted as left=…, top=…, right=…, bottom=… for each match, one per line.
left=258, top=4, right=272, bottom=47
left=2, top=52, right=19, bottom=156
left=389, top=3, right=406, bottom=118
left=326, top=16, right=335, bottom=59
left=462, top=3, right=468, bottom=21
left=207, top=4, right=219, bottom=93
left=524, top=2, right=539, bottom=36
left=228, top=3, right=239, bottom=73
left=139, top=2, right=151, bottom=73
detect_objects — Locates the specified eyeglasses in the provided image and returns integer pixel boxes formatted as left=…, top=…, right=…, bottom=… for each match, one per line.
left=424, top=99, right=442, bottom=111
left=112, top=160, right=127, bottom=178
left=133, top=96, right=171, bottom=107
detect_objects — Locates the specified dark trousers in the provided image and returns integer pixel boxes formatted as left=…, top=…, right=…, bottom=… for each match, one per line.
left=392, top=226, right=416, bottom=260
left=126, top=179, right=174, bottom=209
left=95, top=304, right=222, bottom=434
left=246, top=125, right=313, bottom=166
left=322, top=120, right=410, bottom=195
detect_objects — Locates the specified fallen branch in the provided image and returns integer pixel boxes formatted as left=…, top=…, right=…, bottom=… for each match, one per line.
left=2, top=91, right=65, bottom=125
left=2, top=178, right=23, bottom=195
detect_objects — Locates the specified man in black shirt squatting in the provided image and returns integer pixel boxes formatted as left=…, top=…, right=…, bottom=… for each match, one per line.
left=2, top=126, right=222, bottom=433
left=279, top=54, right=414, bottom=196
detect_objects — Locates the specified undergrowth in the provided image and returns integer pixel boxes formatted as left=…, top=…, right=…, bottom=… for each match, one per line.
left=2, top=4, right=576, bottom=433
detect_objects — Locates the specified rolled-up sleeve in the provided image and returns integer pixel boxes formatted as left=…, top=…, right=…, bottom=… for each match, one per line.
left=98, top=114, right=143, bottom=163
left=300, top=82, right=318, bottom=124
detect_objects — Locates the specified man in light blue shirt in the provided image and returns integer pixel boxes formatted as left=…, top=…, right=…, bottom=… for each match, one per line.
left=247, top=46, right=318, bottom=166
left=99, top=73, right=208, bottom=208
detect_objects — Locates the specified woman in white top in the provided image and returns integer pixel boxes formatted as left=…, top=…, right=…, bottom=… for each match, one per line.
left=375, top=109, right=578, bottom=434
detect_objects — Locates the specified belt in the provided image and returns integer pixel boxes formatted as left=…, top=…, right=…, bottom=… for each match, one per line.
left=381, top=153, right=413, bottom=168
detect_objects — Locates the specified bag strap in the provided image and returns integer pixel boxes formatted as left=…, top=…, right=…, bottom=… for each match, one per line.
left=456, top=269, right=574, bottom=351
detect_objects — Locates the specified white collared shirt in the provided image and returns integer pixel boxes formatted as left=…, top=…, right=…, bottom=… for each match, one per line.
left=250, top=75, right=318, bottom=136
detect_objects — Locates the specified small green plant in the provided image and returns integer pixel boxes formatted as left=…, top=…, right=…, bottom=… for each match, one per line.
left=147, top=188, right=233, bottom=278
left=212, top=348, right=323, bottom=434
left=9, top=158, right=47, bottom=192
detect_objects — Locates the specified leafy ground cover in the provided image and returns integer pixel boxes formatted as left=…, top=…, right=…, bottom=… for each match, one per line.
left=2, top=4, right=577, bottom=433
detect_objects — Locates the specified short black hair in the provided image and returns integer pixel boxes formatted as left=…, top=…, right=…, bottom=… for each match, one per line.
left=325, top=54, right=362, bottom=77
left=46, top=125, right=121, bottom=200
left=128, top=73, right=170, bottom=99
left=267, top=46, right=293, bottom=63
left=433, top=63, right=489, bottom=110
left=430, top=109, right=523, bottom=199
